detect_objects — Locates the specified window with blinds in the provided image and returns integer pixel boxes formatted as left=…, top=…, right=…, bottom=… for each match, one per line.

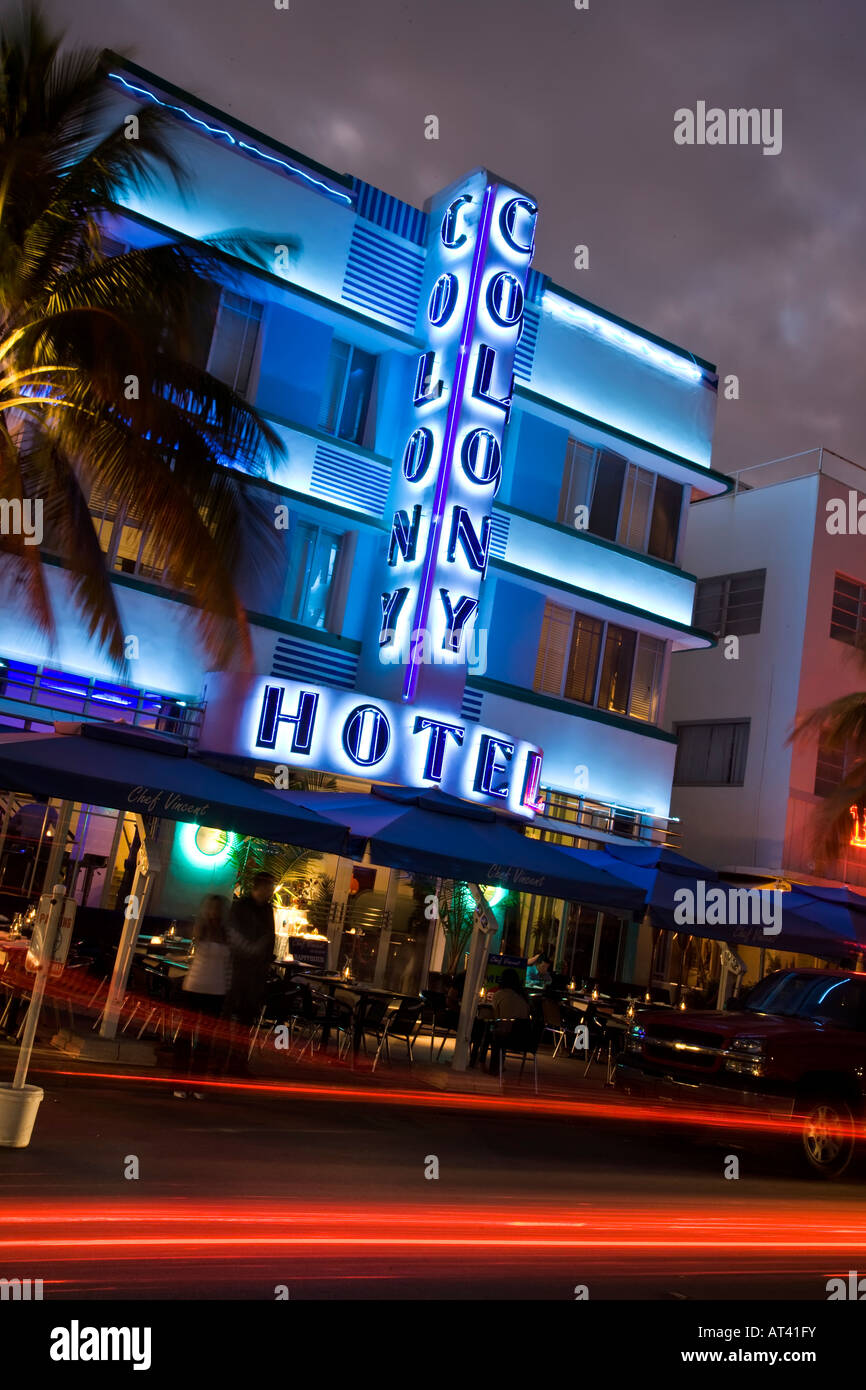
left=693, top=569, right=766, bottom=636
left=534, top=601, right=665, bottom=723
left=630, top=635, right=665, bottom=723
left=555, top=435, right=683, bottom=562
left=830, top=573, right=866, bottom=645
left=534, top=601, right=572, bottom=694
left=87, top=483, right=174, bottom=587
left=557, top=438, right=597, bottom=525
left=673, top=720, right=750, bottom=786
left=564, top=614, right=603, bottom=703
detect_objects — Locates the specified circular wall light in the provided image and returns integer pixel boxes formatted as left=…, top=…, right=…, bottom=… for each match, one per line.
left=178, top=822, right=235, bottom=868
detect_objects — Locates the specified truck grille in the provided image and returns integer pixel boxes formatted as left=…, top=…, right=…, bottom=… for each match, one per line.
left=643, top=1023, right=726, bottom=1072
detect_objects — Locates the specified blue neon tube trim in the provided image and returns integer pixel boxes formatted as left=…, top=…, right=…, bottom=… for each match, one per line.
left=402, top=183, right=498, bottom=703
left=107, top=73, right=353, bottom=206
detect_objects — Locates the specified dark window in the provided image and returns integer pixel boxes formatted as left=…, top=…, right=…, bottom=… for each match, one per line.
left=830, top=574, right=866, bottom=645
left=561, top=906, right=598, bottom=983
left=745, top=972, right=866, bottom=1031
left=648, top=475, right=684, bottom=563
left=595, top=914, right=624, bottom=981
left=286, top=521, right=343, bottom=629
left=558, top=437, right=684, bottom=562
left=319, top=339, right=376, bottom=444
left=599, top=624, right=636, bottom=716
left=588, top=450, right=627, bottom=541
left=693, top=570, right=766, bottom=637
left=564, top=615, right=603, bottom=704
left=674, top=720, right=750, bottom=786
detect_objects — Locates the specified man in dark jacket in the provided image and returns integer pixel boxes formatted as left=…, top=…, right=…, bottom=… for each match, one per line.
left=220, top=871, right=276, bottom=1074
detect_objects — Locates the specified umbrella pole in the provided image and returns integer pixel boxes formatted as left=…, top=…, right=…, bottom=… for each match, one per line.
left=326, top=858, right=354, bottom=972
left=100, top=817, right=159, bottom=1039
left=373, top=868, right=400, bottom=987
left=452, top=885, right=493, bottom=1072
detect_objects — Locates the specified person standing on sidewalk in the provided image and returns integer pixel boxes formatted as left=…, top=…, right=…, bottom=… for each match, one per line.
left=172, top=894, right=230, bottom=1099
left=220, top=871, right=276, bottom=1076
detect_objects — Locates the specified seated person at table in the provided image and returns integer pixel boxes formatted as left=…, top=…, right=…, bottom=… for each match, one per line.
left=493, top=968, right=531, bottom=1021
left=488, top=969, right=532, bottom=1074
left=527, top=953, right=554, bottom=989
left=470, top=968, right=530, bottom=1068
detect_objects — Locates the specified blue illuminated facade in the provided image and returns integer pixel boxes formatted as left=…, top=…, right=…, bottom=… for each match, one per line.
left=0, top=60, right=729, bottom=965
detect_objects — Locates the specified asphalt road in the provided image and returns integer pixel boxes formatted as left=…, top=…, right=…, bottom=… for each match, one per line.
left=2, top=1050, right=864, bottom=1301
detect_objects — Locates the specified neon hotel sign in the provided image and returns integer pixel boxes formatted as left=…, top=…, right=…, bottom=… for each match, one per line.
left=201, top=174, right=544, bottom=817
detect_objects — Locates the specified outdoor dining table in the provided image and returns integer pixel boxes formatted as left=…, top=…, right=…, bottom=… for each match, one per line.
left=304, top=972, right=420, bottom=1056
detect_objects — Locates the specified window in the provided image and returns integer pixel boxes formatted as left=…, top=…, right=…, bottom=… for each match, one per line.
left=814, top=736, right=854, bottom=798
left=564, top=614, right=603, bottom=704
left=557, top=437, right=683, bottom=562
left=534, top=600, right=665, bottom=723
left=830, top=574, right=866, bottom=645
left=286, top=521, right=343, bottom=629
left=745, top=972, right=866, bottom=1031
left=319, top=339, right=376, bottom=444
left=207, top=291, right=263, bottom=396
left=89, top=486, right=178, bottom=586
left=674, top=720, right=750, bottom=786
left=693, top=570, right=766, bottom=636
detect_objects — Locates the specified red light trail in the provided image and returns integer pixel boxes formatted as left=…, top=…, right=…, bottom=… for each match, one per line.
left=1, top=1201, right=865, bottom=1257
left=35, top=1067, right=865, bottom=1142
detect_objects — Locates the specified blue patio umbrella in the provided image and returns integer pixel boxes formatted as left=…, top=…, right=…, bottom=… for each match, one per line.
left=0, top=724, right=350, bottom=852
left=275, top=785, right=646, bottom=913
left=558, top=842, right=720, bottom=930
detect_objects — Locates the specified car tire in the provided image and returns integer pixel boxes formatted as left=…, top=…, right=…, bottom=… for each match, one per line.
left=797, top=1094, right=858, bottom=1179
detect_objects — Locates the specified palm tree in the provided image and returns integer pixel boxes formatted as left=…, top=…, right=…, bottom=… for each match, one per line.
left=790, top=640, right=866, bottom=865
left=0, top=5, right=290, bottom=669
left=228, top=834, right=323, bottom=906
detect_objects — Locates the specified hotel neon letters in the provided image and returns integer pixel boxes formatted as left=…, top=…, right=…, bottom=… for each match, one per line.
left=379, top=177, right=538, bottom=708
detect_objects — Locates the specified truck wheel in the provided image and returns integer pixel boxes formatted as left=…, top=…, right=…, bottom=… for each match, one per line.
left=798, top=1096, right=857, bottom=1179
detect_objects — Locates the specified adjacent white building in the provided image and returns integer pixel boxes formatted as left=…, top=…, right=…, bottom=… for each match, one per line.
left=667, top=448, right=866, bottom=900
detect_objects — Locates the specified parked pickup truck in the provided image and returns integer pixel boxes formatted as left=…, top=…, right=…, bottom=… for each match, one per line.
left=615, top=968, right=866, bottom=1178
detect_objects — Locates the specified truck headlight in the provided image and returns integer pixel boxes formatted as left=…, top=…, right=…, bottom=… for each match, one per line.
left=724, top=1036, right=766, bottom=1075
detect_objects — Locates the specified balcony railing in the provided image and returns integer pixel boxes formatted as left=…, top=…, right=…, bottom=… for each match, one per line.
left=536, top=787, right=681, bottom=848
left=0, top=657, right=202, bottom=742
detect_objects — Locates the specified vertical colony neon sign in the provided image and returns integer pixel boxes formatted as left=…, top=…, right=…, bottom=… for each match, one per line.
left=379, top=173, right=538, bottom=706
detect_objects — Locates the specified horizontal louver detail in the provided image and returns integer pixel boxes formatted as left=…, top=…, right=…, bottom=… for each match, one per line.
left=341, top=224, right=425, bottom=330
left=461, top=688, right=484, bottom=723
left=309, top=443, right=390, bottom=516
left=513, top=305, right=539, bottom=383
left=271, top=636, right=359, bottom=690
left=351, top=180, right=428, bottom=246
left=488, top=512, right=510, bottom=560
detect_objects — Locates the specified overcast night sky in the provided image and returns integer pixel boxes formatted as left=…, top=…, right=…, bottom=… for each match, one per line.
left=40, top=0, right=866, bottom=477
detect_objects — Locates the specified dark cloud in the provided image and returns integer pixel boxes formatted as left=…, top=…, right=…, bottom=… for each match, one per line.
left=42, top=0, right=866, bottom=474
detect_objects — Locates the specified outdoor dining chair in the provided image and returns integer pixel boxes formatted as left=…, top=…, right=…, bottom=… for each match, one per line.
left=495, top=1017, right=544, bottom=1093
left=540, top=996, right=569, bottom=1057
left=420, top=988, right=460, bottom=1060
left=369, top=997, right=424, bottom=1071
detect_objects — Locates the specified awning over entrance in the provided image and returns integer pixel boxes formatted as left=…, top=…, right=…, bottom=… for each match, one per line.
left=564, top=843, right=866, bottom=958
left=275, top=785, right=647, bottom=913
left=0, top=724, right=349, bottom=851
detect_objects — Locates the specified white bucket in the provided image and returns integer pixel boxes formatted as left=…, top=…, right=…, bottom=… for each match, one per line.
left=0, top=1083, right=44, bottom=1147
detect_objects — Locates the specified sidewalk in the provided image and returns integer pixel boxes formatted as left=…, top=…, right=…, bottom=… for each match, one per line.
left=0, top=1020, right=614, bottom=1105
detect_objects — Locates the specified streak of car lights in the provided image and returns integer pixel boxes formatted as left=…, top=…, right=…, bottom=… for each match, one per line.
left=36, top=1069, right=865, bottom=1141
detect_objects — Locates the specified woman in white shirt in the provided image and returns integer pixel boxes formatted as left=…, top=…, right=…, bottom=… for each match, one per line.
left=172, top=894, right=231, bottom=1098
